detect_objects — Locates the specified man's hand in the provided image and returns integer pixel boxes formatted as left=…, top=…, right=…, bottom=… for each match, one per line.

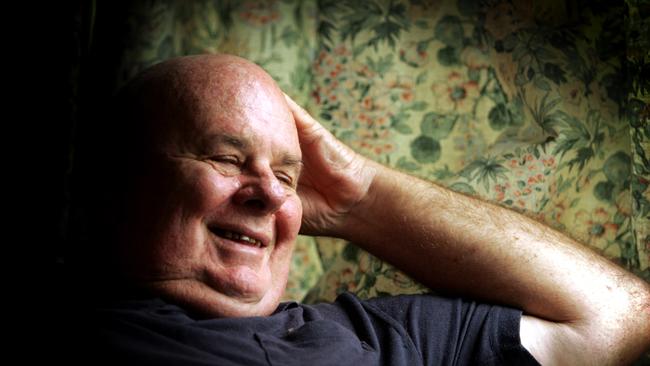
left=284, top=94, right=376, bottom=236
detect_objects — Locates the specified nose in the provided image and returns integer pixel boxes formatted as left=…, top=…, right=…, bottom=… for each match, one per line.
left=232, top=169, right=286, bottom=215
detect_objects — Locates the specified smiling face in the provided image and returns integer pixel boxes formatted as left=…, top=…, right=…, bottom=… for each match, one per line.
left=114, top=55, right=303, bottom=318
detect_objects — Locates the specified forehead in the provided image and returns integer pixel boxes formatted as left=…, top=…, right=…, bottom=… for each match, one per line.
left=172, top=71, right=300, bottom=158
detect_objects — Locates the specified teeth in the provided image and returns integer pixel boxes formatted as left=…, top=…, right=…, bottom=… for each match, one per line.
left=220, top=230, right=262, bottom=247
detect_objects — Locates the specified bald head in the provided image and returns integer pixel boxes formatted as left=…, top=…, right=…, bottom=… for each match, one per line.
left=118, top=54, right=293, bottom=155
left=130, top=54, right=285, bottom=111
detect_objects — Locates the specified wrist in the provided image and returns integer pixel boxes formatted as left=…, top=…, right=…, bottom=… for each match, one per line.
left=332, top=159, right=384, bottom=240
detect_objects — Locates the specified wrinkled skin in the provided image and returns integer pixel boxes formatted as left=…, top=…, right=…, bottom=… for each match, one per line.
left=115, top=55, right=303, bottom=318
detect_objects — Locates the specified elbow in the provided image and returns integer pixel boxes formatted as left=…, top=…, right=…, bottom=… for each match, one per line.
left=584, top=279, right=650, bottom=365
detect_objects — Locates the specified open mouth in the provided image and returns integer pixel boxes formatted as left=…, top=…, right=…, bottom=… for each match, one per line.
left=211, top=227, right=265, bottom=248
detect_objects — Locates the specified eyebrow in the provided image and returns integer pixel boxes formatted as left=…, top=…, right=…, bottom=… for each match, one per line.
left=281, top=155, right=304, bottom=176
left=208, top=133, right=249, bottom=150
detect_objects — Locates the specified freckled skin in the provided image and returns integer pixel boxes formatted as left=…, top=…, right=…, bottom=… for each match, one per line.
left=115, top=55, right=303, bottom=318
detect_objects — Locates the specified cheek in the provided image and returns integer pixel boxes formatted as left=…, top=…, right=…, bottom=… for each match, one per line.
left=186, top=169, right=241, bottom=213
left=154, top=170, right=240, bottom=265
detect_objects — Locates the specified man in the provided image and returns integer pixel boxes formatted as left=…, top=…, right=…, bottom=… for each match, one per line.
left=84, top=54, right=649, bottom=365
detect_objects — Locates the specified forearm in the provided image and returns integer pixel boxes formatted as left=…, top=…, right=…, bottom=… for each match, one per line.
left=336, top=161, right=650, bottom=362
left=338, top=161, right=597, bottom=318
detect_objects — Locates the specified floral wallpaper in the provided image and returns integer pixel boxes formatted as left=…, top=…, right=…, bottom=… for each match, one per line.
left=305, top=0, right=650, bottom=304
left=100, top=0, right=649, bottom=314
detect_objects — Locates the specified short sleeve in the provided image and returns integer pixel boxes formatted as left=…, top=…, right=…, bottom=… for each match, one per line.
left=362, top=294, right=540, bottom=366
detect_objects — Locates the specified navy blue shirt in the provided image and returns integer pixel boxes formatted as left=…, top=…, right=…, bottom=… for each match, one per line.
left=93, top=292, right=539, bottom=365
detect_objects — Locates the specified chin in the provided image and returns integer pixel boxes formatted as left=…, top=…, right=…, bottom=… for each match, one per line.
left=196, top=282, right=286, bottom=319
left=147, top=272, right=288, bottom=319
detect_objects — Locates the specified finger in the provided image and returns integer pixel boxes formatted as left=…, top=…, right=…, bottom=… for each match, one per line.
left=283, top=93, right=346, bottom=153
left=283, top=93, right=322, bottom=135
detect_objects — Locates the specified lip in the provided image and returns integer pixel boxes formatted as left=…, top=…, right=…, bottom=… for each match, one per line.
left=208, top=223, right=272, bottom=248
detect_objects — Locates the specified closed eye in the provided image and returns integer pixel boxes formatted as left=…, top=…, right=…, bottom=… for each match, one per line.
left=210, top=155, right=241, bottom=165
left=275, top=172, right=295, bottom=186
